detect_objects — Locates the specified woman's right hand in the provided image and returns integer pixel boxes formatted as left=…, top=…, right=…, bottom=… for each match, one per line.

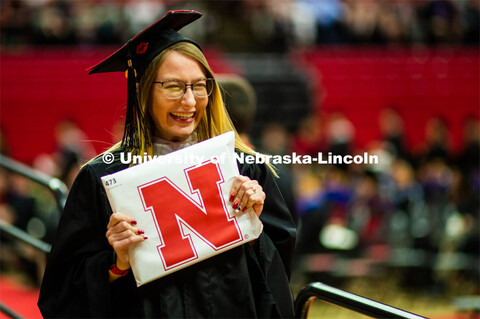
left=106, top=212, right=146, bottom=270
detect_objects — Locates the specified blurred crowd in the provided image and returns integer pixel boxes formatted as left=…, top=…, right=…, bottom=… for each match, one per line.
left=279, top=109, right=479, bottom=295
left=1, top=0, right=479, bottom=51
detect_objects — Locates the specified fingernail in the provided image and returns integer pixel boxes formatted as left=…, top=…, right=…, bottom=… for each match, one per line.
left=233, top=202, right=239, bottom=210
left=130, top=220, right=137, bottom=226
left=229, top=194, right=235, bottom=202
left=137, top=229, right=144, bottom=235
left=143, top=236, right=148, bottom=240
left=242, top=206, right=247, bottom=212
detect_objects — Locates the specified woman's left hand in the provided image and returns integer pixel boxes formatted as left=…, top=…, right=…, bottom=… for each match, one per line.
left=229, top=175, right=265, bottom=218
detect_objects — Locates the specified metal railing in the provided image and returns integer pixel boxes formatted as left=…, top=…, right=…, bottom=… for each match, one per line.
left=295, top=282, right=428, bottom=319
left=0, top=155, right=67, bottom=319
left=0, top=221, right=51, bottom=254
left=0, top=303, right=22, bottom=319
left=0, top=223, right=52, bottom=319
left=0, top=154, right=68, bottom=212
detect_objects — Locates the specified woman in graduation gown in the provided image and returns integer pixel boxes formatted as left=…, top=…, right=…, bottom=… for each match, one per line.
left=38, top=10, right=296, bottom=318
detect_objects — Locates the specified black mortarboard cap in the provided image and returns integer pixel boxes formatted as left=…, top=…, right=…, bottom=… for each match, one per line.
left=88, top=10, right=202, bottom=151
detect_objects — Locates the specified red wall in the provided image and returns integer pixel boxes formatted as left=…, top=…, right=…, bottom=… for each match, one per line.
left=1, top=48, right=125, bottom=163
left=0, top=48, right=233, bottom=163
left=1, top=47, right=479, bottom=164
left=293, top=47, right=480, bottom=153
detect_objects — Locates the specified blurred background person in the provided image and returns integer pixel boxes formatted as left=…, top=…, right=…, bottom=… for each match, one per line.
left=219, top=75, right=297, bottom=224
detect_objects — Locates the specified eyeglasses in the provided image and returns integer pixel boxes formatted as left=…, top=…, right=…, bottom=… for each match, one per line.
left=153, top=78, right=214, bottom=99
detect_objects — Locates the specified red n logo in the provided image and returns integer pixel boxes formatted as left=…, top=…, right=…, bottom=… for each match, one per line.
left=138, top=161, right=242, bottom=270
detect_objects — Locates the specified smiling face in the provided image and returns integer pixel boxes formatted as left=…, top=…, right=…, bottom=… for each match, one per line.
left=150, top=50, right=209, bottom=142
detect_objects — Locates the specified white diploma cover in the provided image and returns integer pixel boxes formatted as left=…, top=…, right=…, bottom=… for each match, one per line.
left=101, top=132, right=263, bottom=286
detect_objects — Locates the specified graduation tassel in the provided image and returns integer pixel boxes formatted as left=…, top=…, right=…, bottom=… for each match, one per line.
left=122, top=52, right=145, bottom=151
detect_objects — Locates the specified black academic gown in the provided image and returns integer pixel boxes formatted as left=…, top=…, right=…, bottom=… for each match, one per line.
left=38, top=148, right=296, bottom=318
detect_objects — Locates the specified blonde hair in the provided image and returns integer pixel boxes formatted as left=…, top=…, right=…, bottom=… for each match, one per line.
left=106, top=42, right=276, bottom=175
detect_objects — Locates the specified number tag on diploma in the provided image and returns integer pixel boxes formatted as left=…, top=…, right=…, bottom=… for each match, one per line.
left=101, top=132, right=263, bottom=286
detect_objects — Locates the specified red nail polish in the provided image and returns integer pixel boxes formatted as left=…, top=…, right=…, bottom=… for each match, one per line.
left=130, top=220, right=137, bottom=226
left=229, top=194, right=234, bottom=202
left=233, top=202, right=238, bottom=210
left=137, top=229, right=144, bottom=235
left=242, top=206, right=247, bottom=212
left=143, top=236, right=148, bottom=240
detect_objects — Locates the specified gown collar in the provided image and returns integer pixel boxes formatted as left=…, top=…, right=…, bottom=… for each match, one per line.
left=153, top=133, right=197, bottom=156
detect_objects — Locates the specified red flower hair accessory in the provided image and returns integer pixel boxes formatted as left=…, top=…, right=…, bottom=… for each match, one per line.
left=136, top=42, right=148, bottom=54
